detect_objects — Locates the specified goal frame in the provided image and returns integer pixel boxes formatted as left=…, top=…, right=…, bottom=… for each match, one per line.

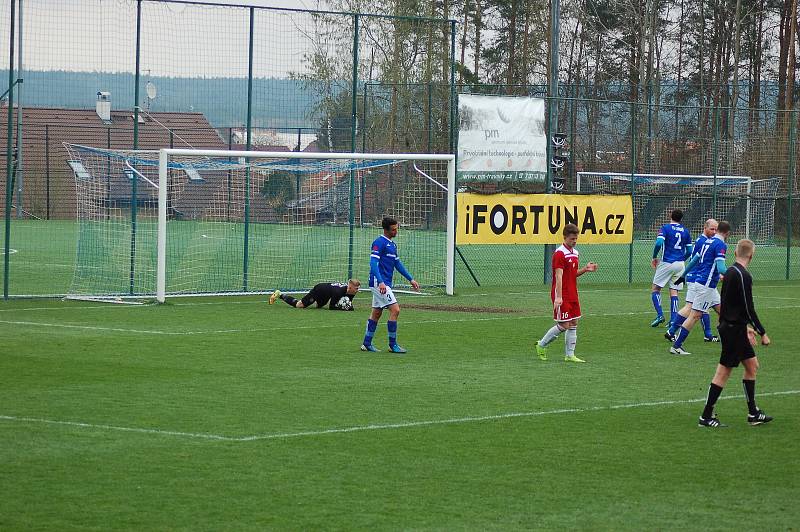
left=157, top=148, right=457, bottom=303
left=576, top=171, right=757, bottom=239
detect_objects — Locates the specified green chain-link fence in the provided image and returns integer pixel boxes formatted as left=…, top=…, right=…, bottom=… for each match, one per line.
left=2, top=0, right=798, bottom=297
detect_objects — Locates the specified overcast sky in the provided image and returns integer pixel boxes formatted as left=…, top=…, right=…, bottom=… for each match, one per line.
left=2, top=0, right=345, bottom=77
left=188, top=0, right=330, bottom=12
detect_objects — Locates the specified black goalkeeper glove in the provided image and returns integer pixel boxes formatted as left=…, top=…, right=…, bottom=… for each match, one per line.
left=675, top=276, right=686, bottom=285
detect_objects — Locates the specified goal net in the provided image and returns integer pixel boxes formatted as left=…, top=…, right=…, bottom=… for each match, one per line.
left=64, top=145, right=455, bottom=302
left=576, top=172, right=779, bottom=244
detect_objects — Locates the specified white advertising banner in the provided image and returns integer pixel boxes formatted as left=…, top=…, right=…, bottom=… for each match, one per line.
left=457, top=94, right=547, bottom=181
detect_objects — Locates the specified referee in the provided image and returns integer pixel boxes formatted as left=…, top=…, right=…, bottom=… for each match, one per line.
left=698, top=239, right=772, bottom=428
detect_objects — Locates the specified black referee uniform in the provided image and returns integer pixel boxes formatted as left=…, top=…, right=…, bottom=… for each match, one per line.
left=718, top=263, right=765, bottom=367
left=301, top=283, right=355, bottom=310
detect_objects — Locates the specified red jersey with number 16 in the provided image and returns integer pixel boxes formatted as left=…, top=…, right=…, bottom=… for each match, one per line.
left=551, top=244, right=580, bottom=302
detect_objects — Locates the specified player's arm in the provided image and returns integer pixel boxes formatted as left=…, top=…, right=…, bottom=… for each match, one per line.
left=652, top=236, right=665, bottom=268
left=714, top=257, right=728, bottom=277
left=676, top=253, right=699, bottom=284
left=577, top=262, right=598, bottom=276
left=370, top=254, right=386, bottom=293
left=394, top=259, right=420, bottom=291
left=553, top=268, right=564, bottom=308
left=742, top=271, right=768, bottom=342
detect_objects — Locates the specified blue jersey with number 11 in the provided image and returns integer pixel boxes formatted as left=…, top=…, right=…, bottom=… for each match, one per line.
left=657, top=222, right=691, bottom=263
left=693, top=235, right=727, bottom=288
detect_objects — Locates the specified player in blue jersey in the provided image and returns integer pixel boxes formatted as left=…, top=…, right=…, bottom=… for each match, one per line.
left=670, top=220, right=730, bottom=355
left=665, top=220, right=720, bottom=343
left=650, top=210, right=692, bottom=327
left=361, top=217, right=420, bottom=353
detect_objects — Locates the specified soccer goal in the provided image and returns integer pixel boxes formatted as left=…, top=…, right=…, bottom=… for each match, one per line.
left=576, top=172, right=779, bottom=243
left=64, top=145, right=455, bottom=302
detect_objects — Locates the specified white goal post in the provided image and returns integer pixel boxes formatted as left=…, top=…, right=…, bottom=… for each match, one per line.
left=154, top=149, right=457, bottom=303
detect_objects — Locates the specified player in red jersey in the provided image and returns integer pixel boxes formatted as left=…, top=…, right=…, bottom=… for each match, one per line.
left=535, top=223, right=598, bottom=362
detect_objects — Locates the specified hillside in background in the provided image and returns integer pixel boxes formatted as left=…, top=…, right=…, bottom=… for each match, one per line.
left=1, top=70, right=320, bottom=129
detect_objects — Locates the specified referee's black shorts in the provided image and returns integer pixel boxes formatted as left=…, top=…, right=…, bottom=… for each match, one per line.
left=718, top=321, right=756, bottom=368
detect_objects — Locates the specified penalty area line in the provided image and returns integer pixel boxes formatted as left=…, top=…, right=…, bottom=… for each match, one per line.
left=2, top=390, right=798, bottom=443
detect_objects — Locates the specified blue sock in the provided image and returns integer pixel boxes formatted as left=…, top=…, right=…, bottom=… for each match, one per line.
left=674, top=326, right=690, bottom=348
left=363, top=319, right=377, bottom=346
left=387, top=320, right=398, bottom=347
left=651, top=292, right=663, bottom=317
left=701, top=313, right=712, bottom=338
left=670, top=296, right=679, bottom=322
left=668, top=313, right=687, bottom=335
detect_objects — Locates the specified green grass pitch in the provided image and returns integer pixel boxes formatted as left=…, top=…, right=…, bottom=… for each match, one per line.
left=1, top=282, right=799, bottom=529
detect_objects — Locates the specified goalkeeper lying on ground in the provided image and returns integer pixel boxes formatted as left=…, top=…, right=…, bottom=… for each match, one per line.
left=269, top=279, right=360, bottom=311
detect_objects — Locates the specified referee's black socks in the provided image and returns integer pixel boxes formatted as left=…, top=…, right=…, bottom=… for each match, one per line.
left=742, top=379, right=758, bottom=415
left=703, top=383, right=724, bottom=419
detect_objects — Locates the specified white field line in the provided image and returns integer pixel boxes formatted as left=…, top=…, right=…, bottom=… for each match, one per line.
left=3, top=284, right=797, bottom=313
left=2, top=305, right=800, bottom=336
left=2, top=390, right=798, bottom=443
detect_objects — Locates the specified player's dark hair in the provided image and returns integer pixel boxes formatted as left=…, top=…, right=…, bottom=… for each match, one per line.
left=671, top=209, right=683, bottom=222
left=382, top=217, right=398, bottom=230
left=718, top=220, right=731, bottom=234
left=563, top=223, right=579, bottom=237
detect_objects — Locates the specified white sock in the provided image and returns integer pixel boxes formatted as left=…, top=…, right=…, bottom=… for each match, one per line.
left=539, top=325, right=564, bottom=347
left=565, top=327, right=577, bottom=356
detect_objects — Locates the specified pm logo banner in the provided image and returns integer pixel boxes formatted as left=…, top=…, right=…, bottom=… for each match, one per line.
left=457, top=94, right=546, bottom=181
left=457, top=193, right=633, bottom=244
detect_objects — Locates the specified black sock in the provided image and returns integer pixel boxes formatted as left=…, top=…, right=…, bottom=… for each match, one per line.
left=702, top=383, right=724, bottom=419
left=742, top=379, right=758, bottom=415
left=280, top=295, right=298, bottom=307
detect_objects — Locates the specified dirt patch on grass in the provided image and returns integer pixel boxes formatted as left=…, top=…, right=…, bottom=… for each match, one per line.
left=402, top=303, right=519, bottom=313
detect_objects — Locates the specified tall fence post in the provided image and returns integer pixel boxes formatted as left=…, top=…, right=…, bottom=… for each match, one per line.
left=129, top=0, right=142, bottom=296
left=45, top=124, right=50, bottom=220
left=243, top=7, right=254, bottom=291
left=629, top=100, right=637, bottom=284
left=4, top=0, right=16, bottom=299
left=449, top=20, right=457, bottom=156
left=787, top=109, right=797, bottom=280
left=347, top=13, right=360, bottom=280
left=544, top=0, right=560, bottom=285
left=712, top=105, right=720, bottom=216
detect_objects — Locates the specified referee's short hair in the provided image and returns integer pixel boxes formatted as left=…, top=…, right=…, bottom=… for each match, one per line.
left=735, top=239, right=755, bottom=259
left=382, top=216, right=398, bottom=230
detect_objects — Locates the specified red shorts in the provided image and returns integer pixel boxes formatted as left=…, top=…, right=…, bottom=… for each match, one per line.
left=553, top=300, right=581, bottom=322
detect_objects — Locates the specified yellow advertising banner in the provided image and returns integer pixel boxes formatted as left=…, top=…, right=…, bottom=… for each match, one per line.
left=457, top=193, right=633, bottom=244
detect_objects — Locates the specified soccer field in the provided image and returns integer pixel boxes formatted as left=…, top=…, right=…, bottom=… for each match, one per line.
left=2, top=283, right=799, bottom=529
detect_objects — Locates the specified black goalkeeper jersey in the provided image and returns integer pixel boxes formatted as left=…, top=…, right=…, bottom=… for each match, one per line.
left=308, top=282, right=355, bottom=310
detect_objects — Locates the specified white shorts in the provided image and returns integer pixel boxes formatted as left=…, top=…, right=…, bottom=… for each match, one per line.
left=653, top=260, right=685, bottom=290
left=685, top=281, right=700, bottom=304
left=371, top=285, right=398, bottom=308
left=691, top=285, right=721, bottom=313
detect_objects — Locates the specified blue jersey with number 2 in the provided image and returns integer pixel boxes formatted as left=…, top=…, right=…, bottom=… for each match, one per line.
left=657, top=222, right=691, bottom=263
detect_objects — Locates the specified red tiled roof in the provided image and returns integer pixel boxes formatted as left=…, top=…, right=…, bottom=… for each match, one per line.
left=0, top=107, right=227, bottom=219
